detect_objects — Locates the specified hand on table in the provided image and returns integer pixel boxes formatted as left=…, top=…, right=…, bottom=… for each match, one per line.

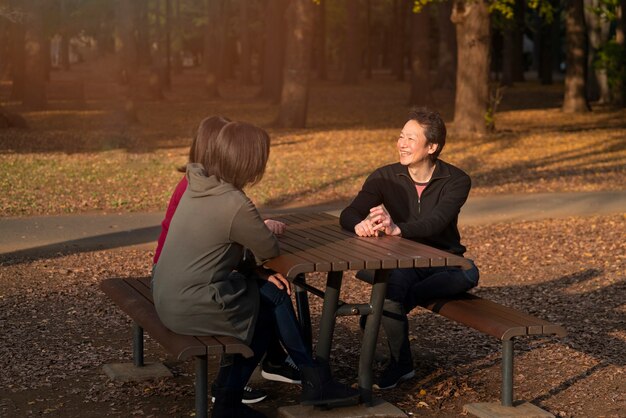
left=264, top=219, right=286, bottom=235
left=354, top=205, right=401, bottom=237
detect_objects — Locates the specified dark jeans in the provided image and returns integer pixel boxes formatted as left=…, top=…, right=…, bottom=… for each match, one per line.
left=257, top=279, right=313, bottom=367
left=387, top=260, right=480, bottom=311
left=382, top=260, right=479, bottom=366
left=216, top=278, right=313, bottom=390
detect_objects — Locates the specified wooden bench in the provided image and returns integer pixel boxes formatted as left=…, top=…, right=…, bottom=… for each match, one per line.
left=100, top=277, right=253, bottom=418
left=355, top=270, right=566, bottom=407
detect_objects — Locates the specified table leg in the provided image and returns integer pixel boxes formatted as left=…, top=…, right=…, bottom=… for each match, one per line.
left=294, top=273, right=312, bottom=350
left=315, top=271, right=343, bottom=362
left=359, top=269, right=389, bottom=405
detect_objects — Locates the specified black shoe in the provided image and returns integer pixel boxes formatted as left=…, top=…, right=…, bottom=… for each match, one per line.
left=211, top=387, right=267, bottom=418
left=211, top=385, right=267, bottom=404
left=261, top=357, right=301, bottom=384
left=300, top=361, right=360, bottom=408
left=373, top=361, right=415, bottom=390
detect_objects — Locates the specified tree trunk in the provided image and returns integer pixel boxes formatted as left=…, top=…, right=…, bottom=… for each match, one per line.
left=562, top=0, right=589, bottom=112
left=218, top=1, right=234, bottom=80
left=409, top=6, right=432, bottom=106
left=23, top=0, right=47, bottom=110
left=584, top=0, right=611, bottom=103
left=316, top=0, right=327, bottom=80
left=452, top=0, right=491, bottom=135
left=435, top=0, right=457, bottom=90
left=261, top=0, right=288, bottom=102
left=364, top=0, right=372, bottom=79
left=240, top=0, right=252, bottom=84
left=163, top=0, right=172, bottom=88
left=391, top=0, right=407, bottom=81
left=538, top=18, right=554, bottom=85
left=149, top=0, right=165, bottom=100
left=502, top=24, right=515, bottom=86
left=277, top=0, right=315, bottom=128
left=136, top=0, right=151, bottom=66
left=342, top=0, right=360, bottom=84
left=116, top=0, right=139, bottom=122
left=9, top=20, right=25, bottom=100
left=512, top=0, right=525, bottom=82
left=204, top=0, right=221, bottom=97
left=59, top=0, right=71, bottom=71
left=172, top=0, right=183, bottom=74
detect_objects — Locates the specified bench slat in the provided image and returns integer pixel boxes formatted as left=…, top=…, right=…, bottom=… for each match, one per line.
left=354, top=269, right=566, bottom=341
left=101, top=278, right=212, bottom=360
left=425, top=297, right=528, bottom=340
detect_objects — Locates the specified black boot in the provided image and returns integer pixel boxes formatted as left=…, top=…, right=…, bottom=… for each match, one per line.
left=211, top=386, right=267, bottom=418
left=300, top=361, right=360, bottom=408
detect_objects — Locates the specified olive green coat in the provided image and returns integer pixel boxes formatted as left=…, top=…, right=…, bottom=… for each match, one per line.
left=152, top=163, right=279, bottom=344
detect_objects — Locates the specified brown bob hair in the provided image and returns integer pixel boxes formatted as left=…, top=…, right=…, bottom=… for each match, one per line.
left=204, top=121, right=271, bottom=190
left=177, top=115, right=231, bottom=173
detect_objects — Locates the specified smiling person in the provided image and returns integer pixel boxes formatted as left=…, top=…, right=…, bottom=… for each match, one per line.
left=339, top=107, right=480, bottom=390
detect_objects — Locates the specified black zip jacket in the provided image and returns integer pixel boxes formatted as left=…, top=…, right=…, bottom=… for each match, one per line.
left=339, top=160, right=471, bottom=255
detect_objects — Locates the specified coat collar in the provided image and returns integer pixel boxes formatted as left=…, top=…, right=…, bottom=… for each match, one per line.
left=394, top=160, right=451, bottom=182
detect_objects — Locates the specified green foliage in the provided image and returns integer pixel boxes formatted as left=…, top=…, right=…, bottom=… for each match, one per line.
left=411, top=0, right=553, bottom=23
left=588, top=0, right=621, bottom=21
left=488, top=0, right=516, bottom=20
left=595, top=41, right=626, bottom=93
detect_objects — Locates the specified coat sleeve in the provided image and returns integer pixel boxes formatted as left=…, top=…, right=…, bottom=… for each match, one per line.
left=230, top=197, right=280, bottom=264
left=339, top=170, right=384, bottom=232
left=396, top=173, right=471, bottom=238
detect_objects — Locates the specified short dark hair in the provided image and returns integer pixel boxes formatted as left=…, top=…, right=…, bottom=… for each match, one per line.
left=407, top=107, right=446, bottom=161
left=205, top=121, right=271, bottom=190
left=177, top=115, right=231, bottom=173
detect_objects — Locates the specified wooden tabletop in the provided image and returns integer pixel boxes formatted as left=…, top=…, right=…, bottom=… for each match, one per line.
left=264, top=212, right=472, bottom=277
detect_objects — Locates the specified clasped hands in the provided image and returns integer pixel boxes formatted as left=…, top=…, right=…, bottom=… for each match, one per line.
left=354, top=205, right=401, bottom=237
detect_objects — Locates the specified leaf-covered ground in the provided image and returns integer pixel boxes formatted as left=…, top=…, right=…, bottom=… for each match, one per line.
left=1, top=58, right=624, bottom=417
left=1, top=60, right=625, bottom=216
left=1, top=215, right=624, bottom=417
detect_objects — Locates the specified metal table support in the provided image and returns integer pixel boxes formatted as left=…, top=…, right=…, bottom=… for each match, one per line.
left=133, top=323, right=144, bottom=367
left=502, top=339, right=514, bottom=407
left=195, top=355, right=208, bottom=418
left=315, top=271, right=343, bottom=362
left=358, top=269, right=389, bottom=404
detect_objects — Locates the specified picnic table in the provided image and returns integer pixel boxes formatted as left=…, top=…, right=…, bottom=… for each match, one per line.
left=264, top=212, right=472, bottom=404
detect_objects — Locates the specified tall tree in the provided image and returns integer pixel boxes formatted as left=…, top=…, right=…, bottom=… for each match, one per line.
left=451, top=0, right=491, bottom=135
left=23, top=0, right=47, bottom=109
left=261, top=0, right=288, bottom=102
left=538, top=11, right=558, bottom=85
left=584, top=0, right=611, bottom=103
left=116, top=0, right=139, bottom=121
left=562, top=0, right=590, bottom=112
left=408, top=5, right=433, bottom=106
left=434, top=0, right=457, bottom=90
left=277, top=0, right=315, bottom=128
left=391, top=0, right=408, bottom=80
left=164, top=0, right=172, bottom=88
left=204, top=0, right=221, bottom=97
left=239, top=0, right=252, bottom=84
left=9, top=15, right=25, bottom=100
left=342, top=0, right=360, bottom=84
left=316, top=0, right=327, bottom=80
left=502, top=0, right=525, bottom=85
left=364, top=0, right=373, bottom=79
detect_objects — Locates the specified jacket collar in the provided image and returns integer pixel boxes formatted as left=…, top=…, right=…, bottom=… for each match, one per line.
left=394, top=160, right=450, bottom=182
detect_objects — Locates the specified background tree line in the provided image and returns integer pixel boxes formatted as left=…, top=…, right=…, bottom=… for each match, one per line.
left=1, top=0, right=625, bottom=135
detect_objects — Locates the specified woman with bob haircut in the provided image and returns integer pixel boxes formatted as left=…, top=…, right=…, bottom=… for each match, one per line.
left=152, top=116, right=298, bottom=405
left=153, top=121, right=357, bottom=418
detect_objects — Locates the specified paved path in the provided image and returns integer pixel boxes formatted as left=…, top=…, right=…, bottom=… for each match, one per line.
left=1, top=190, right=624, bottom=261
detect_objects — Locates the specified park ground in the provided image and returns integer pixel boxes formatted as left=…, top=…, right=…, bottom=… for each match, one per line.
left=1, top=58, right=625, bottom=417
